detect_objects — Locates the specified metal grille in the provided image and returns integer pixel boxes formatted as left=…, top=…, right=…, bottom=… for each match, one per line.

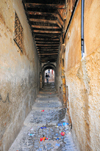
left=14, top=12, right=23, bottom=53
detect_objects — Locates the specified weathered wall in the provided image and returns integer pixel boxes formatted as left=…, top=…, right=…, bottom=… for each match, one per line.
left=63, top=0, right=76, bottom=33
left=56, top=40, right=62, bottom=94
left=57, top=0, right=100, bottom=150
left=0, top=0, right=40, bottom=150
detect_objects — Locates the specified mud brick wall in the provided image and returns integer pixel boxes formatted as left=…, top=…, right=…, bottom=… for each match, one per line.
left=0, top=0, right=40, bottom=150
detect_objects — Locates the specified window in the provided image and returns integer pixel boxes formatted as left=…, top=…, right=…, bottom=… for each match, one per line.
left=14, top=12, right=23, bottom=53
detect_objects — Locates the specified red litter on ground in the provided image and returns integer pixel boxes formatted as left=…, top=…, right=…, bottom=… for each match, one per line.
left=41, top=110, right=44, bottom=112
left=40, top=138, right=43, bottom=141
left=61, top=132, right=65, bottom=136
left=40, top=137, right=46, bottom=141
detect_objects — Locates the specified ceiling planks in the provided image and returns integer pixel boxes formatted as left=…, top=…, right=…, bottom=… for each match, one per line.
left=24, top=0, right=65, bottom=62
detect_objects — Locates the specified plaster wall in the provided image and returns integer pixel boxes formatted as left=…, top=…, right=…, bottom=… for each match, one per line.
left=0, top=0, right=39, bottom=150
left=56, top=45, right=61, bottom=90
left=58, top=0, right=100, bottom=150
left=64, top=0, right=76, bottom=32
left=56, top=41, right=63, bottom=99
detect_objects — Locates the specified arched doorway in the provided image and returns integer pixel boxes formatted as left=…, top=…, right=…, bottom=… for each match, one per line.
left=44, top=69, right=55, bottom=83
left=40, top=63, right=56, bottom=89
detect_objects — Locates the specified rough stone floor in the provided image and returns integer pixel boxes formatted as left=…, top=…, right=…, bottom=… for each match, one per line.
left=9, top=83, right=79, bottom=151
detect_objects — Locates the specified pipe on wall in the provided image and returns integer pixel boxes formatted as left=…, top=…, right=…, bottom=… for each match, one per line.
left=81, top=0, right=85, bottom=57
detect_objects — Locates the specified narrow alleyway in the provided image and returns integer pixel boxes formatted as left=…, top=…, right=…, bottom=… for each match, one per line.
left=0, top=0, right=100, bottom=150
left=9, top=83, right=78, bottom=151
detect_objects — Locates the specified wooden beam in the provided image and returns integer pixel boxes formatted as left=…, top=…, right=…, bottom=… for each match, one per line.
left=26, top=7, right=57, bottom=14
left=35, top=36, right=60, bottom=39
left=37, top=46, right=58, bottom=48
left=37, top=49, right=58, bottom=51
left=39, top=57, right=57, bottom=59
left=26, top=3, right=65, bottom=7
left=27, top=11, right=64, bottom=24
left=33, top=30, right=61, bottom=34
left=37, top=48, right=58, bottom=50
left=31, top=25, right=60, bottom=30
left=35, top=38, right=60, bottom=41
left=36, top=44, right=59, bottom=46
left=39, top=55, right=58, bottom=57
left=28, top=14, right=56, bottom=20
left=34, top=32, right=60, bottom=35
left=57, top=20, right=62, bottom=28
left=32, top=27, right=61, bottom=31
left=29, top=18, right=62, bottom=28
left=34, top=33, right=61, bottom=37
left=37, top=47, right=58, bottom=49
left=38, top=53, right=58, bottom=55
left=36, top=42, right=59, bottom=45
left=38, top=49, right=58, bottom=51
left=30, top=21, right=59, bottom=27
left=40, top=57, right=57, bottom=59
left=29, top=18, right=56, bottom=23
left=38, top=51, right=58, bottom=53
left=36, top=41, right=59, bottom=43
left=25, top=0, right=65, bottom=5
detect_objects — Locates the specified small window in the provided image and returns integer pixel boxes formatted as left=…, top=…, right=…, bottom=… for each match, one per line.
left=14, top=12, right=23, bottom=53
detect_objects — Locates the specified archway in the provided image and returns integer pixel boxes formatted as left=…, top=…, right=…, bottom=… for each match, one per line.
left=44, top=69, right=55, bottom=83
left=40, top=63, right=56, bottom=89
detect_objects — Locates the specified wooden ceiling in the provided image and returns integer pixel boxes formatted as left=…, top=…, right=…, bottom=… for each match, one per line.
left=24, top=0, right=66, bottom=63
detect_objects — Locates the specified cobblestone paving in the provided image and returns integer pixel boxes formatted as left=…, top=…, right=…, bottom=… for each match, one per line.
left=9, top=84, right=79, bottom=151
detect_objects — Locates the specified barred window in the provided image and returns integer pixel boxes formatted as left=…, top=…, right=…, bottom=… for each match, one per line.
left=14, top=12, right=23, bottom=53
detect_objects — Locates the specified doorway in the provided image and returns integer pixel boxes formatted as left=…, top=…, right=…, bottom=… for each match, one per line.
left=44, top=69, right=55, bottom=84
